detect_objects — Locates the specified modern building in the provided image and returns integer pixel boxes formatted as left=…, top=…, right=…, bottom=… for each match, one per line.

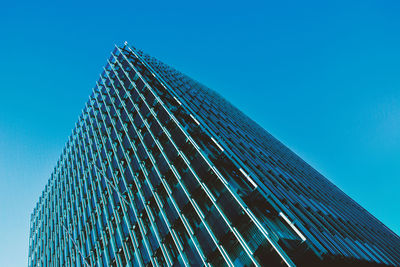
left=28, top=42, right=400, bottom=267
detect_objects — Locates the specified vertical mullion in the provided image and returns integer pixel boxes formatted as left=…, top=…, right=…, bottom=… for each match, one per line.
left=92, top=85, right=157, bottom=267
left=83, top=102, right=146, bottom=267
left=109, top=56, right=231, bottom=266
left=99, top=72, right=176, bottom=266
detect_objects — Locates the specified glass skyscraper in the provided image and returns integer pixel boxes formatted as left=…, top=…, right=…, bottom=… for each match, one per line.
left=28, top=42, right=400, bottom=267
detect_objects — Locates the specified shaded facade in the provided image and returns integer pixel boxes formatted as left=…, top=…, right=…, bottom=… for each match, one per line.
left=28, top=43, right=400, bottom=266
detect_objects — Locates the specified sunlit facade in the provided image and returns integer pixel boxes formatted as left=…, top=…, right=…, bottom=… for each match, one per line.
left=28, top=42, right=400, bottom=266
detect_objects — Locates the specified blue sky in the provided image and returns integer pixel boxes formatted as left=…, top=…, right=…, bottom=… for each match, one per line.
left=1, top=0, right=400, bottom=266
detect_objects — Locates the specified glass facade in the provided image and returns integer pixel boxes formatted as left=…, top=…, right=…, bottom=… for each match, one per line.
left=28, top=42, right=400, bottom=267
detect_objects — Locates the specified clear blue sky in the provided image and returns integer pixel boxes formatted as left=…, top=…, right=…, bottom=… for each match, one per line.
left=1, top=0, right=400, bottom=266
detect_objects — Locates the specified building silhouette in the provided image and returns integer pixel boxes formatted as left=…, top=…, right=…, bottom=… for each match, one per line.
left=28, top=42, right=400, bottom=266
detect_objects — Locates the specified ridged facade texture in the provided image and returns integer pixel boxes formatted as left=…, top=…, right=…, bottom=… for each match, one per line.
left=28, top=43, right=400, bottom=267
